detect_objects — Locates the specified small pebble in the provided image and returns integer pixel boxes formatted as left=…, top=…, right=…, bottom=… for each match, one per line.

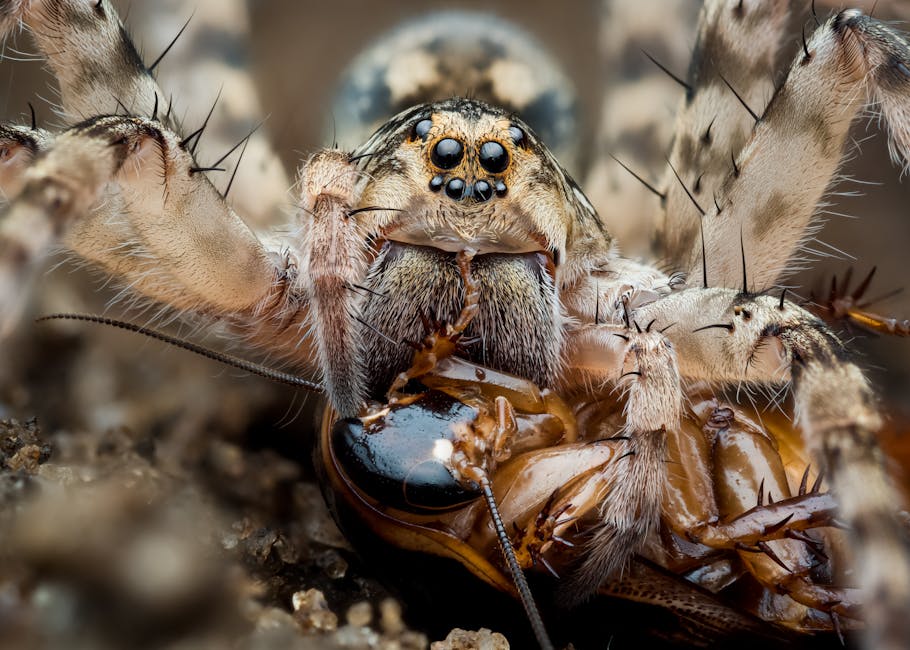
left=379, top=598, right=404, bottom=635
left=431, top=628, right=509, bottom=650
left=292, top=588, right=338, bottom=632
left=346, top=600, right=372, bottom=627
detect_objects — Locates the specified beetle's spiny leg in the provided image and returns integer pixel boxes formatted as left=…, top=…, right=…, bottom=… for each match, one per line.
left=809, top=267, right=910, bottom=336
left=656, top=0, right=791, bottom=268
left=686, top=10, right=910, bottom=291
left=690, top=492, right=840, bottom=551
left=695, top=394, right=867, bottom=627
left=451, top=248, right=480, bottom=336
left=512, top=495, right=580, bottom=585
left=387, top=250, right=480, bottom=398
left=637, top=288, right=910, bottom=650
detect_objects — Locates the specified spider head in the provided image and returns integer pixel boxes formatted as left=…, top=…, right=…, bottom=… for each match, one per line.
left=350, top=99, right=611, bottom=393
left=353, top=98, right=609, bottom=277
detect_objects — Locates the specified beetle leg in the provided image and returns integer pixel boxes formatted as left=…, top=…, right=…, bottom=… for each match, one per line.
left=637, top=288, right=910, bottom=648
left=386, top=249, right=480, bottom=398
left=674, top=402, right=840, bottom=550
left=709, top=400, right=863, bottom=626
left=512, top=489, right=574, bottom=577
left=809, top=267, right=910, bottom=337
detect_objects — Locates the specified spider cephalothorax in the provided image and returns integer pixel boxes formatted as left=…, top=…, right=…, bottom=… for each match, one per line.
left=1, top=2, right=910, bottom=649
left=347, top=98, right=610, bottom=397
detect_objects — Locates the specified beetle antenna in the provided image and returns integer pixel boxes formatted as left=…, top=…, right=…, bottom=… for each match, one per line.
left=35, top=314, right=323, bottom=392
left=478, top=475, right=555, bottom=650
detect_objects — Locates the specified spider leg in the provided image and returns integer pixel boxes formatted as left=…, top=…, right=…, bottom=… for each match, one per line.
left=0, top=1, right=324, bottom=369
left=0, top=124, right=51, bottom=204
left=296, top=150, right=384, bottom=415
left=637, top=288, right=910, bottom=650
left=125, top=0, right=290, bottom=228
left=1, top=1, right=165, bottom=127
left=560, top=325, right=682, bottom=604
left=683, top=10, right=910, bottom=290
left=3, top=0, right=290, bottom=228
left=1, top=116, right=286, bottom=311
left=656, top=0, right=791, bottom=269
left=584, top=0, right=699, bottom=256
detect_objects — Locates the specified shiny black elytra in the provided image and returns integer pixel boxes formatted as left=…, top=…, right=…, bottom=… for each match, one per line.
left=331, top=391, right=482, bottom=513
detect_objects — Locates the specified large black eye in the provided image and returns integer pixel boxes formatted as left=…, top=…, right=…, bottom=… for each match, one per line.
left=412, top=118, right=433, bottom=140
left=508, top=125, right=525, bottom=147
left=431, top=138, right=464, bottom=169
left=479, top=141, right=509, bottom=173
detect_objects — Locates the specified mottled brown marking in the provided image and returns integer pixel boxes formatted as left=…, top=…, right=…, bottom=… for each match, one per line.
left=748, top=191, right=791, bottom=243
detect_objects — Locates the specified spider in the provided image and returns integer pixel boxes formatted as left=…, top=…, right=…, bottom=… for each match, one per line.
left=1, top=1, right=910, bottom=649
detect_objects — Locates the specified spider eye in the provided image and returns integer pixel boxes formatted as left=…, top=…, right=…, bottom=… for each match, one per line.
left=508, top=125, right=526, bottom=147
left=479, top=141, right=509, bottom=173
left=473, top=180, right=493, bottom=202
left=431, top=138, right=464, bottom=169
left=445, top=177, right=466, bottom=200
left=413, top=118, right=433, bottom=140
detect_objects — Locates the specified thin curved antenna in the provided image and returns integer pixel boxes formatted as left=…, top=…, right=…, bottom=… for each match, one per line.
left=36, top=313, right=323, bottom=392
left=478, top=475, right=554, bottom=650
